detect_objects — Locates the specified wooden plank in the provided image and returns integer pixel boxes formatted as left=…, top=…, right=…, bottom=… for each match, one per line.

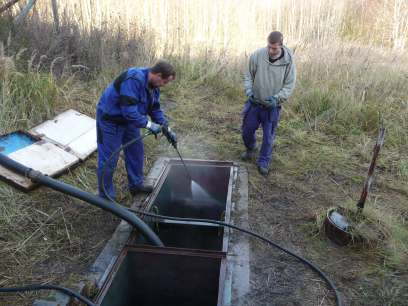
left=66, top=126, right=97, bottom=160
left=0, top=141, right=79, bottom=190
left=0, top=109, right=97, bottom=189
left=30, top=109, right=95, bottom=146
left=29, top=109, right=97, bottom=160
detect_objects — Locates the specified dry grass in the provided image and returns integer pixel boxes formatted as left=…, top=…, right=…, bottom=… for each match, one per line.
left=4, top=0, right=406, bottom=57
left=0, top=41, right=66, bottom=133
left=0, top=0, right=408, bottom=305
left=2, top=0, right=407, bottom=74
left=28, top=0, right=345, bottom=55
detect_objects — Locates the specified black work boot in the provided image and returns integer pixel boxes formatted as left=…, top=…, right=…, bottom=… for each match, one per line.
left=240, top=148, right=256, bottom=161
left=130, top=184, right=153, bottom=195
left=257, top=165, right=269, bottom=176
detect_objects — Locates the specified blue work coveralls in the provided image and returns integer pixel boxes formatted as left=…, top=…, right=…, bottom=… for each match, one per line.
left=241, top=102, right=281, bottom=168
left=96, top=68, right=167, bottom=199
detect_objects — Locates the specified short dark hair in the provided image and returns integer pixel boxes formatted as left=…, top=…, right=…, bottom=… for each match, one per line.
left=150, top=60, right=176, bottom=79
left=267, top=31, right=283, bottom=45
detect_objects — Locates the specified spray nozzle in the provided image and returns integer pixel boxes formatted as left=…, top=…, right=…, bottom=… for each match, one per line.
left=162, top=126, right=177, bottom=148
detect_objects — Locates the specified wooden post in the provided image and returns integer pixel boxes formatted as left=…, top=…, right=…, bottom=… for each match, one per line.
left=51, top=0, right=59, bottom=33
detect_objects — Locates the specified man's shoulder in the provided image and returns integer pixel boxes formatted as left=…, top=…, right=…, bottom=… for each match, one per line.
left=121, top=67, right=149, bottom=88
left=282, top=46, right=294, bottom=63
left=250, top=47, right=267, bottom=58
left=127, top=67, right=147, bottom=79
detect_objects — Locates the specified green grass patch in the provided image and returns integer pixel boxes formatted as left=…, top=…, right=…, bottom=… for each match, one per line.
left=0, top=51, right=66, bottom=132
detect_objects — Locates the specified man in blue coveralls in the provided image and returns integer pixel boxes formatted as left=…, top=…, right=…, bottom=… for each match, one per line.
left=241, top=31, right=296, bottom=176
left=96, top=60, right=177, bottom=199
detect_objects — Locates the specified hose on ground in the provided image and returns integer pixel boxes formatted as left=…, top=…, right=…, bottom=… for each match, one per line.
left=0, top=153, right=163, bottom=247
left=0, top=284, right=95, bottom=306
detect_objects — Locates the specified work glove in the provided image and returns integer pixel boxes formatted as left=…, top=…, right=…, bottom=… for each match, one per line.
left=264, top=96, right=279, bottom=109
left=146, top=121, right=161, bottom=135
left=245, top=88, right=253, bottom=98
left=162, top=126, right=177, bottom=148
left=245, top=89, right=255, bottom=103
left=245, top=89, right=256, bottom=105
left=248, top=95, right=256, bottom=105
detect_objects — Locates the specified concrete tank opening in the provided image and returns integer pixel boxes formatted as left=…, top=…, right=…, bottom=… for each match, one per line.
left=150, top=161, right=232, bottom=221
left=96, top=160, right=234, bottom=306
left=96, top=246, right=226, bottom=306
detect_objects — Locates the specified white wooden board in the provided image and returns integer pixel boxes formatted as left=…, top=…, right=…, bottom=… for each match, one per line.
left=29, top=109, right=97, bottom=160
left=0, top=141, right=79, bottom=189
left=1, top=109, right=97, bottom=190
left=65, top=126, right=97, bottom=160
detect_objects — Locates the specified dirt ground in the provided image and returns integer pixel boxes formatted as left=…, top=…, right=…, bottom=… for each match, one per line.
left=230, top=164, right=408, bottom=306
left=240, top=170, right=338, bottom=306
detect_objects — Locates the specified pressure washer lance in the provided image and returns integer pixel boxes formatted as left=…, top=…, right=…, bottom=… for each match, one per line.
left=162, top=126, right=193, bottom=182
left=162, top=128, right=214, bottom=201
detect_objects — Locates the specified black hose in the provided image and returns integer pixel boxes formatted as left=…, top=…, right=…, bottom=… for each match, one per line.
left=0, top=153, right=163, bottom=247
left=0, top=284, right=95, bottom=306
left=99, top=133, right=343, bottom=306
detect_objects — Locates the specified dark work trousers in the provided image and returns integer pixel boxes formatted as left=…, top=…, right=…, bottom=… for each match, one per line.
left=96, top=110, right=144, bottom=199
left=241, top=100, right=281, bottom=168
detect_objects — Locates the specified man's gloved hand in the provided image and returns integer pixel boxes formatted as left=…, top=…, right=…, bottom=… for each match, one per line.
left=248, top=95, right=255, bottom=104
left=245, top=89, right=255, bottom=104
left=264, top=96, right=279, bottom=109
left=162, top=126, right=177, bottom=148
left=245, top=88, right=253, bottom=98
left=146, top=121, right=161, bottom=135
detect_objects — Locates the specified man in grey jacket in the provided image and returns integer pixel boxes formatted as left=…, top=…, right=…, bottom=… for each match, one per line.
left=241, top=31, right=296, bottom=175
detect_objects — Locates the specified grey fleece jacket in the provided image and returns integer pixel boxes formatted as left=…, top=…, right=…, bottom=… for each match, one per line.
left=244, top=46, right=296, bottom=105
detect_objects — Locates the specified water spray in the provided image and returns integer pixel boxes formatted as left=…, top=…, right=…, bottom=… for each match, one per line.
left=161, top=128, right=213, bottom=201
